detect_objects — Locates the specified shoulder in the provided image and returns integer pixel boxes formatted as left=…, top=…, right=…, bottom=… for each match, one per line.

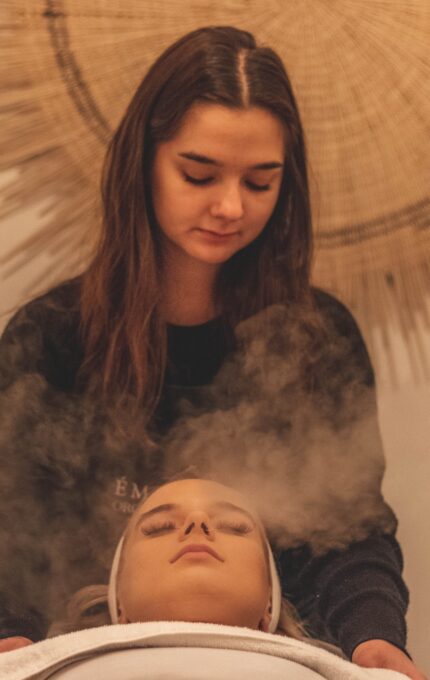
left=311, top=287, right=362, bottom=336
left=310, top=287, right=375, bottom=388
left=3, top=277, right=81, bottom=331
left=6, top=277, right=80, bottom=328
left=0, top=277, right=82, bottom=390
left=311, top=287, right=367, bottom=349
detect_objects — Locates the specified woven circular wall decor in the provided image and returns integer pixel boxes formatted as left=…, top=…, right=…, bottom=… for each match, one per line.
left=1, top=1, right=429, bottom=381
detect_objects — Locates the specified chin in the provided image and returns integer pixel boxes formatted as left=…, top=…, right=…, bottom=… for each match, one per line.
left=189, top=248, right=239, bottom=266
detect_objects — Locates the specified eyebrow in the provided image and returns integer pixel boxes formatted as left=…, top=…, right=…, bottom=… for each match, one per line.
left=178, top=151, right=283, bottom=171
left=135, top=500, right=256, bottom=530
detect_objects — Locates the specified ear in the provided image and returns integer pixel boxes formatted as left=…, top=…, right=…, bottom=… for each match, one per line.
left=117, top=600, right=129, bottom=624
left=258, top=597, right=272, bottom=633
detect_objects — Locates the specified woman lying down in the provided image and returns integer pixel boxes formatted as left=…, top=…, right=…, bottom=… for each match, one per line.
left=0, top=479, right=409, bottom=680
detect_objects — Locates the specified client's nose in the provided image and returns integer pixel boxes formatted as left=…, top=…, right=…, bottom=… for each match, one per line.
left=180, top=510, right=214, bottom=540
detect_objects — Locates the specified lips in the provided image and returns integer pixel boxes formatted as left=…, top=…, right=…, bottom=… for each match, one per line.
left=170, top=543, right=224, bottom=563
left=197, top=228, right=238, bottom=237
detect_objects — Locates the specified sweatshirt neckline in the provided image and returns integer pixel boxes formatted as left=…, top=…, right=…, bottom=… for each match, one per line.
left=167, top=316, right=222, bottom=332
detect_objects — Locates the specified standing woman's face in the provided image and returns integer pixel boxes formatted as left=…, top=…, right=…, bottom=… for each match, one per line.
left=151, top=103, right=286, bottom=268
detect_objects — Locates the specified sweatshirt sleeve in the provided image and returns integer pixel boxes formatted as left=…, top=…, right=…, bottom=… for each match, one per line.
left=277, top=289, right=410, bottom=660
left=278, top=532, right=409, bottom=661
left=312, top=532, right=410, bottom=660
left=0, top=304, right=51, bottom=640
left=0, top=284, right=83, bottom=641
left=0, top=280, right=81, bottom=392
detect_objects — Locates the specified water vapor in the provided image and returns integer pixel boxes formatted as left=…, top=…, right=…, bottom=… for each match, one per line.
left=0, top=300, right=396, bottom=633
left=163, top=303, right=397, bottom=554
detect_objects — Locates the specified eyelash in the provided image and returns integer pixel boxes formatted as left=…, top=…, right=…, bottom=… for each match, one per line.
left=141, top=520, right=252, bottom=536
left=183, top=173, right=270, bottom=193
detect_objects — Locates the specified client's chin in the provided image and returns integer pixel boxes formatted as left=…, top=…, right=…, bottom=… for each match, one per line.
left=120, top=593, right=266, bottom=631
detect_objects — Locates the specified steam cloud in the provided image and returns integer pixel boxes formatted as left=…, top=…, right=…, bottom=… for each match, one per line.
left=0, top=301, right=396, bottom=630
left=162, top=303, right=396, bottom=553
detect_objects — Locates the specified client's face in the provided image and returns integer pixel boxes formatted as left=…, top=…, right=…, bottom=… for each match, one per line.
left=117, top=479, right=272, bottom=631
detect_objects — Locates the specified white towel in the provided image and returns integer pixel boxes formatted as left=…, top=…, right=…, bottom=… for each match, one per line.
left=0, top=622, right=409, bottom=680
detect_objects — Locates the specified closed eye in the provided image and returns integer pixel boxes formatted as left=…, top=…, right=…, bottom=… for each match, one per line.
left=183, top=173, right=271, bottom=192
left=217, top=520, right=253, bottom=535
left=141, top=520, right=177, bottom=536
left=141, top=519, right=253, bottom=536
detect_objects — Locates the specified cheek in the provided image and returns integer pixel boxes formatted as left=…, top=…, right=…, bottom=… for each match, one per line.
left=152, top=163, right=178, bottom=218
left=227, top=546, right=270, bottom=608
left=230, top=542, right=268, bottom=582
left=245, top=193, right=279, bottom=230
left=260, top=191, right=280, bottom=221
left=120, top=545, right=166, bottom=593
left=118, top=552, right=170, bottom=619
left=153, top=179, right=201, bottom=232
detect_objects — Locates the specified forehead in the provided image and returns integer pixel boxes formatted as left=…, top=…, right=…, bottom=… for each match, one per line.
left=165, top=103, right=286, bottom=167
left=135, top=479, right=258, bottom=519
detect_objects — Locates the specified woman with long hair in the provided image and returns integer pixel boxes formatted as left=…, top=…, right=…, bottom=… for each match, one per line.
left=0, top=24, right=422, bottom=680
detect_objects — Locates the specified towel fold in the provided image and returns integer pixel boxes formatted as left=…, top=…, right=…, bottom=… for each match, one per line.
left=0, top=621, right=409, bottom=680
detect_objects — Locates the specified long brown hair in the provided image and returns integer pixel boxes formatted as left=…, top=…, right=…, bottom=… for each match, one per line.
left=79, top=25, right=315, bottom=421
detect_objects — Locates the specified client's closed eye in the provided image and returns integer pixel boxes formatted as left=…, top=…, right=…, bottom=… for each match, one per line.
left=141, top=520, right=176, bottom=536
left=141, top=518, right=253, bottom=537
left=217, top=520, right=252, bottom=535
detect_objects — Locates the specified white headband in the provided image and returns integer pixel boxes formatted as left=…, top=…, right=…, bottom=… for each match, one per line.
left=108, top=534, right=282, bottom=633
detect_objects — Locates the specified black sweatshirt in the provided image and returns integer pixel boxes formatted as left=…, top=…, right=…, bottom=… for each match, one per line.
left=0, top=279, right=409, bottom=660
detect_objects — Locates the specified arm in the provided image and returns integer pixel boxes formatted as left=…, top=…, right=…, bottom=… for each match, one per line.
left=279, top=291, right=411, bottom=660
left=311, top=532, right=409, bottom=659
left=278, top=534, right=429, bottom=679
left=0, top=284, right=82, bottom=642
left=277, top=532, right=409, bottom=658
left=0, top=598, right=44, bottom=645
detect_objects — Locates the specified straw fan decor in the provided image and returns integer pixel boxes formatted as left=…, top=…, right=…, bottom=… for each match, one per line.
left=0, top=1, right=429, bottom=382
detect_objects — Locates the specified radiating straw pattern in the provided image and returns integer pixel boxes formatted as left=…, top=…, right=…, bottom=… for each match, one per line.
left=1, top=0, right=429, bottom=381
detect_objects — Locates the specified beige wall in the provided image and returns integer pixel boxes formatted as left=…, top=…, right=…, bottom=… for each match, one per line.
left=379, top=380, right=430, bottom=673
left=1, top=202, right=429, bottom=674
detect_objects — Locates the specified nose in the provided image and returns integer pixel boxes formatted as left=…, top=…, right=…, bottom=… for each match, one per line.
left=210, top=181, right=245, bottom=221
left=179, top=510, right=215, bottom=541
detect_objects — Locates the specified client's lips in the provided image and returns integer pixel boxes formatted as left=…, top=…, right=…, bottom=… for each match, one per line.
left=170, top=543, right=224, bottom=563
